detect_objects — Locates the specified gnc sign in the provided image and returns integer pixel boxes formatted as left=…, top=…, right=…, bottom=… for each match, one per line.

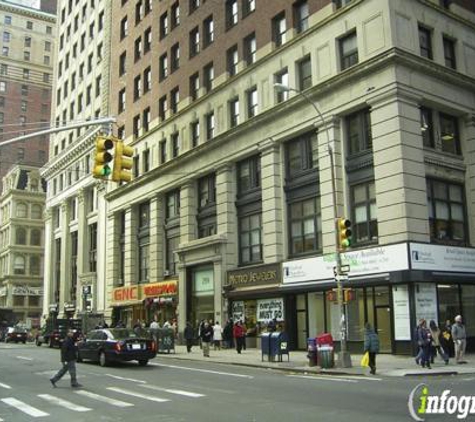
left=113, top=286, right=140, bottom=303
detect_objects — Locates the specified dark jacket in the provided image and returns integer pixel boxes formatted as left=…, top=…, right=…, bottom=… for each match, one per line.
left=61, top=336, right=77, bottom=362
left=184, top=325, right=194, bottom=340
left=200, top=325, right=213, bottom=343
left=364, top=329, right=380, bottom=353
left=416, top=326, right=431, bottom=346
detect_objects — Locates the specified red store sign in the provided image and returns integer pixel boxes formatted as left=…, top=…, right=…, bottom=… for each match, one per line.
left=113, top=286, right=140, bottom=303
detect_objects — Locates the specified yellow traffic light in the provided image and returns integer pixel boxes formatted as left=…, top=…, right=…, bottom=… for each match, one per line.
left=338, top=218, right=352, bottom=249
left=112, top=140, right=134, bottom=183
left=92, top=135, right=114, bottom=179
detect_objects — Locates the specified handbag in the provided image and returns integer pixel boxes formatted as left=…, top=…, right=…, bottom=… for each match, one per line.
left=360, top=351, right=369, bottom=367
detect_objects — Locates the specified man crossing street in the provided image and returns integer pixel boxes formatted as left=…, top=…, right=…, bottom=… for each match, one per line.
left=50, top=329, right=82, bottom=388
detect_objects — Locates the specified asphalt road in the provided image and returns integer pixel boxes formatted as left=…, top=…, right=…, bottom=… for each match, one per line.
left=0, top=342, right=473, bottom=422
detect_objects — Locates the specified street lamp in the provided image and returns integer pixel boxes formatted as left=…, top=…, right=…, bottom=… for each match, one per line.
left=274, top=83, right=352, bottom=368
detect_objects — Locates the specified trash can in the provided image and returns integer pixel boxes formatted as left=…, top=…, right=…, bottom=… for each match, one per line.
left=316, top=333, right=334, bottom=369
left=158, top=327, right=175, bottom=353
left=307, top=338, right=317, bottom=367
left=261, top=332, right=271, bottom=361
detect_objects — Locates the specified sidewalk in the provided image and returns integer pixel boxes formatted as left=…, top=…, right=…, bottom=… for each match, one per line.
left=157, top=345, right=475, bottom=377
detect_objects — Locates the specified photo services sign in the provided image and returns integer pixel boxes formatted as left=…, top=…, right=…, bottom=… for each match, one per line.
left=257, top=298, right=284, bottom=322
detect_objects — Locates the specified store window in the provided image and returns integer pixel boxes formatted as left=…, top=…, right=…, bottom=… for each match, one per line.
left=437, top=284, right=460, bottom=327
left=347, top=288, right=365, bottom=341
left=461, top=285, right=475, bottom=336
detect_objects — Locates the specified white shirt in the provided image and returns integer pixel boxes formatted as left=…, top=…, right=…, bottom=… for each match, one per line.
left=213, top=325, right=222, bottom=341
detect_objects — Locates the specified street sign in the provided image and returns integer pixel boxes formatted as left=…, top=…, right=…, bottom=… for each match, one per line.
left=340, top=264, right=350, bottom=274
left=335, top=274, right=349, bottom=282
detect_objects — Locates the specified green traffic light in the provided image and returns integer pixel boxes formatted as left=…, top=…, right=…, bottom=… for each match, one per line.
left=101, top=165, right=111, bottom=176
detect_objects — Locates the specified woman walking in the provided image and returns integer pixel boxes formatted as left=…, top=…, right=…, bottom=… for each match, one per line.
left=416, top=319, right=432, bottom=369
left=184, top=321, right=194, bottom=353
left=233, top=321, right=245, bottom=354
left=363, top=323, right=380, bottom=375
left=429, top=320, right=449, bottom=365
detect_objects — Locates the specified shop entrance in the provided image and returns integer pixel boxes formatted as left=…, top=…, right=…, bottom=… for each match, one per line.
left=375, top=306, right=392, bottom=353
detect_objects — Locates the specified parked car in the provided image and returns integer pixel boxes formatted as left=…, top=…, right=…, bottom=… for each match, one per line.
left=36, top=319, right=81, bottom=348
left=77, top=328, right=157, bottom=367
left=5, top=327, right=28, bottom=344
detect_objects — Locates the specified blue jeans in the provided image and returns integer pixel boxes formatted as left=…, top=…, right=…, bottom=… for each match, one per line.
left=51, top=361, right=78, bottom=386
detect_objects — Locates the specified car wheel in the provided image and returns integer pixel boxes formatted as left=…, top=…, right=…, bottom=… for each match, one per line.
left=138, top=360, right=148, bottom=367
left=36, top=339, right=42, bottom=347
left=22, top=340, right=26, bottom=344
left=99, top=351, right=108, bottom=367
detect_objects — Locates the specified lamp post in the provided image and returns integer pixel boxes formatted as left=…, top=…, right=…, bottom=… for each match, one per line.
left=274, top=83, right=352, bottom=368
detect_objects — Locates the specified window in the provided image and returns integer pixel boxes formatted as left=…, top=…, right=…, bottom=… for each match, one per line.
left=166, top=190, right=180, bottom=219
left=420, top=107, right=434, bottom=148
left=239, top=214, right=262, bottom=264
left=25, top=36, right=31, bottom=47
left=197, top=173, right=217, bottom=238
left=160, top=12, right=168, bottom=39
left=135, top=0, right=143, bottom=24
left=206, top=112, right=215, bottom=140
left=335, top=0, right=352, bottom=7
left=443, top=37, right=456, bottom=69
left=16, top=228, right=26, bottom=245
left=189, top=27, right=200, bottom=57
left=203, top=62, right=214, bottom=92
left=16, top=203, right=27, bottom=218
left=120, top=16, right=128, bottom=39
left=229, top=97, right=240, bottom=127
left=170, top=87, right=179, bottom=114
left=143, top=66, right=151, bottom=92
left=31, top=229, right=41, bottom=246
left=171, top=2, right=180, bottom=28
left=26, top=21, right=33, bottom=30
left=134, top=36, right=142, bottom=61
left=0, top=64, right=7, bottom=75
left=419, top=25, right=432, bottom=60
left=227, top=45, right=238, bottom=76
left=289, top=198, right=321, bottom=255
left=0, top=82, right=6, bottom=92
left=4, top=16, right=11, bottom=24
left=143, top=107, right=151, bottom=132
left=134, top=75, right=141, bottom=100
left=272, top=12, right=286, bottom=47
left=189, top=0, right=200, bottom=14
left=203, top=15, right=214, bottom=47
left=3, top=32, right=10, bottom=42
left=172, top=132, right=180, bottom=157
left=14, top=256, right=25, bottom=275
left=144, top=0, right=152, bottom=15
left=191, top=120, right=200, bottom=147
left=95, top=75, right=101, bottom=97
left=347, top=108, right=372, bottom=155
left=238, top=155, right=260, bottom=194
left=226, top=0, right=238, bottom=29
left=440, top=113, right=460, bottom=155
left=340, top=31, right=358, bottom=70
left=133, top=114, right=141, bottom=138
left=89, top=223, right=97, bottom=272
left=286, top=132, right=318, bottom=177
left=427, top=179, right=466, bottom=244
left=243, top=32, right=256, bottom=65
left=142, top=149, right=150, bottom=173
left=24, top=51, right=30, bottom=61
left=294, top=1, right=309, bottom=33
left=159, top=95, right=167, bottom=121
left=247, top=87, right=258, bottom=118
left=242, top=0, right=256, bottom=17
left=351, top=181, right=377, bottom=244
left=171, top=43, right=180, bottom=72
left=190, top=72, right=200, bottom=101
left=144, top=27, right=152, bottom=53
left=160, top=139, right=167, bottom=163
left=119, top=51, right=127, bottom=76
left=2, top=47, right=9, bottom=56
left=159, top=53, right=168, bottom=80
left=30, top=256, right=40, bottom=276
left=297, top=56, right=312, bottom=90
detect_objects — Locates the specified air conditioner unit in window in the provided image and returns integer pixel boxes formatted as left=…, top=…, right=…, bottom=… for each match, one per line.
left=163, top=270, right=170, bottom=277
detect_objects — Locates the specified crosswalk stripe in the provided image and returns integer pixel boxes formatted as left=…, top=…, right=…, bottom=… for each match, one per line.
left=38, top=394, right=92, bottom=412
left=1, top=397, right=49, bottom=417
left=75, top=390, right=134, bottom=407
left=0, top=382, right=11, bottom=389
left=107, top=387, right=170, bottom=403
left=139, top=384, right=205, bottom=398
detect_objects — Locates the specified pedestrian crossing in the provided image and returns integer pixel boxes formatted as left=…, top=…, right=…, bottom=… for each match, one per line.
left=0, top=383, right=206, bottom=418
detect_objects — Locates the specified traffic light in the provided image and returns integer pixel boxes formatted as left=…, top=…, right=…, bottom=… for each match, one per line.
left=93, top=135, right=114, bottom=179
left=338, top=218, right=352, bottom=249
left=343, top=288, right=355, bottom=303
left=112, top=139, right=134, bottom=183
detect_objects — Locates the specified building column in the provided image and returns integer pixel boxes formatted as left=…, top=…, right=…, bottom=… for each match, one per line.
left=76, top=189, right=86, bottom=278
left=463, top=114, right=475, bottom=244
left=180, top=181, right=196, bottom=243
left=148, top=196, right=159, bottom=282
left=370, top=91, right=429, bottom=244
left=259, top=138, right=284, bottom=263
left=105, top=211, right=116, bottom=320
left=124, top=205, right=136, bottom=286
left=42, top=208, right=53, bottom=318
left=58, top=201, right=69, bottom=318
left=95, top=183, right=107, bottom=314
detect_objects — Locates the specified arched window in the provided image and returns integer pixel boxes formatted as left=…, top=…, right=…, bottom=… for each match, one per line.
left=31, top=204, right=42, bottom=219
left=13, top=255, right=25, bottom=274
left=16, top=228, right=26, bottom=245
left=16, top=202, right=27, bottom=218
left=30, top=256, right=40, bottom=275
left=31, top=229, right=41, bottom=246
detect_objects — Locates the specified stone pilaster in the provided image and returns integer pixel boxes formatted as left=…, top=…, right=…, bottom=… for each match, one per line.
left=124, top=205, right=136, bottom=285
left=58, top=201, right=69, bottom=317
left=463, top=114, right=475, bottom=246
left=180, top=181, right=196, bottom=243
left=42, top=208, right=53, bottom=317
left=148, top=196, right=159, bottom=282
left=76, top=189, right=86, bottom=276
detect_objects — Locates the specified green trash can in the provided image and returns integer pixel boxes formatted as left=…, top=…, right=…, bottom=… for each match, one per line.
left=317, top=345, right=334, bottom=369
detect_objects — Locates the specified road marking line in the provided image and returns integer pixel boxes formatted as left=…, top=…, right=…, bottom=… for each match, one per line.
left=75, top=390, right=134, bottom=407
left=1, top=397, right=49, bottom=417
left=107, top=387, right=170, bottom=403
left=139, top=384, right=205, bottom=398
left=38, top=394, right=91, bottom=412
left=0, top=382, right=12, bottom=389
left=17, top=356, right=33, bottom=361
left=287, top=375, right=358, bottom=383
left=323, top=375, right=383, bottom=381
left=105, top=374, right=147, bottom=384
left=150, top=363, right=254, bottom=379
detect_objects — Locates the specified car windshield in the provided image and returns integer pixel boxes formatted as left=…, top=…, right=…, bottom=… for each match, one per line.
left=12, top=327, right=26, bottom=333
left=108, top=328, right=150, bottom=340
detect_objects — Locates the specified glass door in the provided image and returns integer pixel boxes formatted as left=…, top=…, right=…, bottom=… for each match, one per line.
left=375, top=306, right=392, bottom=353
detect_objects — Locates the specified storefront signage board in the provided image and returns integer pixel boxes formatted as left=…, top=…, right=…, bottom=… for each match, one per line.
left=410, top=243, right=475, bottom=273
left=256, top=298, right=284, bottom=322
left=12, top=286, right=43, bottom=296
left=142, top=280, right=178, bottom=298
left=415, top=283, right=438, bottom=323
left=232, top=301, right=244, bottom=322
left=392, top=285, right=411, bottom=340
left=283, top=243, right=409, bottom=284
left=112, top=286, right=140, bottom=303
left=227, top=264, right=281, bottom=287
left=193, top=268, right=214, bottom=297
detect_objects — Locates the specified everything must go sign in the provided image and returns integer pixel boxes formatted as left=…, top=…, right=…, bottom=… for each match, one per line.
left=257, top=298, right=284, bottom=322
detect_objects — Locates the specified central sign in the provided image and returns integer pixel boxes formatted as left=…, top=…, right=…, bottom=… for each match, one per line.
left=112, top=286, right=140, bottom=303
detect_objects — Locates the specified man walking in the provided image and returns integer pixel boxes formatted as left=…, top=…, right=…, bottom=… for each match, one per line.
left=363, top=323, right=380, bottom=375
left=452, top=315, right=467, bottom=364
left=200, top=321, right=213, bottom=357
left=50, top=329, right=82, bottom=388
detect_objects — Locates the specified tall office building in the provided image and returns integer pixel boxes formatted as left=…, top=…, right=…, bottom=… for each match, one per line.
left=0, top=0, right=56, bottom=191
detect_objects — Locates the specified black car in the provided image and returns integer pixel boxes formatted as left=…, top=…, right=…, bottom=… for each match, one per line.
left=5, top=327, right=28, bottom=343
left=77, top=328, right=157, bottom=367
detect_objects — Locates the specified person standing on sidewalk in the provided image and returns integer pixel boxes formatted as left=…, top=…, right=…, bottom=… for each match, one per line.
left=363, top=323, right=380, bottom=375
left=416, top=319, right=432, bottom=369
left=184, top=321, right=194, bottom=353
left=429, top=320, right=448, bottom=365
left=200, top=321, right=213, bottom=357
left=50, top=329, right=82, bottom=388
left=451, top=315, right=467, bottom=364
left=213, top=321, right=222, bottom=351
left=233, top=321, right=245, bottom=354
left=441, top=320, right=454, bottom=358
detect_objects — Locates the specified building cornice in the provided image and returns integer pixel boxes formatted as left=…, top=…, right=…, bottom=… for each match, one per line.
left=0, top=1, right=56, bottom=22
